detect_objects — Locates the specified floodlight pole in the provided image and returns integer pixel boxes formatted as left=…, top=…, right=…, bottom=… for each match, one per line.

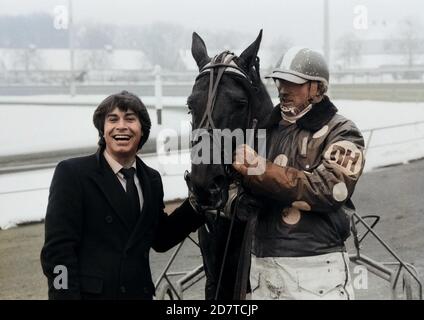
left=323, top=0, right=330, bottom=67
left=68, top=0, right=76, bottom=97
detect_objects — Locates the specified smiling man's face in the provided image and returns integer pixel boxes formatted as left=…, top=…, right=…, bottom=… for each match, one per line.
left=104, top=107, right=142, bottom=163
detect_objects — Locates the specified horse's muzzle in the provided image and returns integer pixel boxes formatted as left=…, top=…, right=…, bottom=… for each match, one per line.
left=184, top=170, right=229, bottom=211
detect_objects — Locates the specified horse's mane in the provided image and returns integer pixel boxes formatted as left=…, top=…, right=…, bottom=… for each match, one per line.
left=245, top=56, right=274, bottom=128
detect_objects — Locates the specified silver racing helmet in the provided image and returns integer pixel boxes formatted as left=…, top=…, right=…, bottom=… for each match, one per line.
left=266, top=47, right=329, bottom=86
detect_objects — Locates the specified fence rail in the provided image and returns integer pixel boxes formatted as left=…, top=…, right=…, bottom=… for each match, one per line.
left=362, top=120, right=424, bottom=156
left=2, top=66, right=424, bottom=96
left=2, top=66, right=424, bottom=84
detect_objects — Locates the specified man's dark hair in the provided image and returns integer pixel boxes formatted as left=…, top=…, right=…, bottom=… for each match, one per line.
left=93, top=90, right=151, bottom=151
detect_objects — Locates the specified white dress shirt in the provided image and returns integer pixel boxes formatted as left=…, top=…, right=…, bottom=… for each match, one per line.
left=103, top=150, right=144, bottom=211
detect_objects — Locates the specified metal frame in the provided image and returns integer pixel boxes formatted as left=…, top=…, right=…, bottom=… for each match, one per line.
left=155, top=212, right=423, bottom=300
left=349, top=213, right=423, bottom=300
left=154, top=235, right=205, bottom=300
left=362, top=120, right=424, bottom=157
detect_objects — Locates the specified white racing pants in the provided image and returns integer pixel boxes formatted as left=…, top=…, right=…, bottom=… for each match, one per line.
left=250, top=252, right=355, bottom=300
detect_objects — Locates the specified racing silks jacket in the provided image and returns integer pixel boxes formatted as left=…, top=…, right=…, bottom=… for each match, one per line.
left=245, top=96, right=365, bottom=257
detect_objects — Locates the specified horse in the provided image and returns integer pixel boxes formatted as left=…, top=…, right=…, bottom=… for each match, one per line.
left=185, top=30, right=274, bottom=299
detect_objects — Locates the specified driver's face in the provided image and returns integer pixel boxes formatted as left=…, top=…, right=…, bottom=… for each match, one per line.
left=276, top=79, right=312, bottom=113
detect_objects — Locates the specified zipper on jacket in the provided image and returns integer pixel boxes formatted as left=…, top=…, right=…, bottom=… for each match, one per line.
left=300, top=136, right=308, bottom=158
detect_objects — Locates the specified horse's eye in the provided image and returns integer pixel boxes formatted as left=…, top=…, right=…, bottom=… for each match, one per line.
left=236, top=99, right=248, bottom=106
left=186, top=101, right=192, bottom=113
left=186, top=96, right=194, bottom=108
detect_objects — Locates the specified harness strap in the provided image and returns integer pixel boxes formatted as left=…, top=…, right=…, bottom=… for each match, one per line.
left=198, top=53, right=236, bottom=130
left=200, top=63, right=248, bottom=78
left=198, top=68, right=215, bottom=129
left=233, top=212, right=258, bottom=300
left=214, top=205, right=237, bottom=300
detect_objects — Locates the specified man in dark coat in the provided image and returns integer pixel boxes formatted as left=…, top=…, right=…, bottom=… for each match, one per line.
left=40, top=90, right=204, bottom=300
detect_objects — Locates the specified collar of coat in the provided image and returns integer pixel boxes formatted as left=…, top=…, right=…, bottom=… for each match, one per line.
left=265, top=95, right=338, bottom=132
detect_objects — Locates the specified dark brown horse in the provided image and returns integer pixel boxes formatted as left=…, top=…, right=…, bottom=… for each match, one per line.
left=186, top=31, right=273, bottom=299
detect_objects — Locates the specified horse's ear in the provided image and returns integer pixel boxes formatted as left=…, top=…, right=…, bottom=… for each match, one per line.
left=238, top=29, right=263, bottom=71
left=191, top=32, right=210, bottom=70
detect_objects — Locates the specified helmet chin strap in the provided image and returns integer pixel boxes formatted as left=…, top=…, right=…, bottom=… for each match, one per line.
left=281, top=103, right=312, bottom=123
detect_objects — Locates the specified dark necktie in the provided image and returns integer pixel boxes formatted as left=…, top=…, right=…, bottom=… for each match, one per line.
left=120, top=167, right=141, bottom=225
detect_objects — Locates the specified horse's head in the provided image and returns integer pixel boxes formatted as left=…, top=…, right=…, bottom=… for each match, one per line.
left=186, top=30, right=273, bottom=211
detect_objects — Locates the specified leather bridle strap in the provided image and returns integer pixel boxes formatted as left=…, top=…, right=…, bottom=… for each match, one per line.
left=233, top=212, right=258, bottom=300
left=196, top=53, right=242, bottom=130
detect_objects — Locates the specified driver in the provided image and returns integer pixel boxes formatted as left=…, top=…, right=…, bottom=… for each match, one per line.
left=232, top=47, right=365, bottom=300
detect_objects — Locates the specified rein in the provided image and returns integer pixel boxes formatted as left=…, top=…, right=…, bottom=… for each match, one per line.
left=194, top=51, right=252, bottom=131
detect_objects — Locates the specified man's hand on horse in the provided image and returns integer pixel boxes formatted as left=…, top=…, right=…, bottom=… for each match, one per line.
left=232, top=144, right=266, bottom=176
left=188, top=190, right=203, bottom=214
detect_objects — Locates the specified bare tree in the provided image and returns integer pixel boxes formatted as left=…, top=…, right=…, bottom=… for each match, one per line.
left=384, top=17, right=424, bottom=67
left=267, top=36, right=293, bottom=69
left=79, top=49, right=111, bottom=70
left=396, top=17, right=424, bottom=67
left=0, top=55, right=6, bottom=72
left=336, top=33, right=362, bottom=69
left=11, top=45, right=45, bottom=71
left=76, top=23, right=115, bottom=49
left=136, top=22, right=188, bottom=71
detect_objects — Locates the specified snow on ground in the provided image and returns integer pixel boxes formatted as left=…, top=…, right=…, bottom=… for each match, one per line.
left=0, top=96, right=189, bottom=156
left=337, top=100, right=424, bottom=169
left=0, top=169, right=52, bottom=229
left=1, top=97, right=424, bottom=229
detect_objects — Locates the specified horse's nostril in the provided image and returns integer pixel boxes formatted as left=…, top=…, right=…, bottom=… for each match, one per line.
left=214, top=175, right=225, bottom=186
left=212, top=175, right=226, bottom=189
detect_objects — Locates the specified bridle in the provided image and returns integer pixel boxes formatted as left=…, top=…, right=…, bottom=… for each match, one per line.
left=189, top=51, right=259, bottom=183
left=194, top=51, right=251, bottom=131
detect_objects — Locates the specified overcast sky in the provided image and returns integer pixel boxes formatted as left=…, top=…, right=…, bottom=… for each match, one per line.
left=1, top=0, right=424, bottom=49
